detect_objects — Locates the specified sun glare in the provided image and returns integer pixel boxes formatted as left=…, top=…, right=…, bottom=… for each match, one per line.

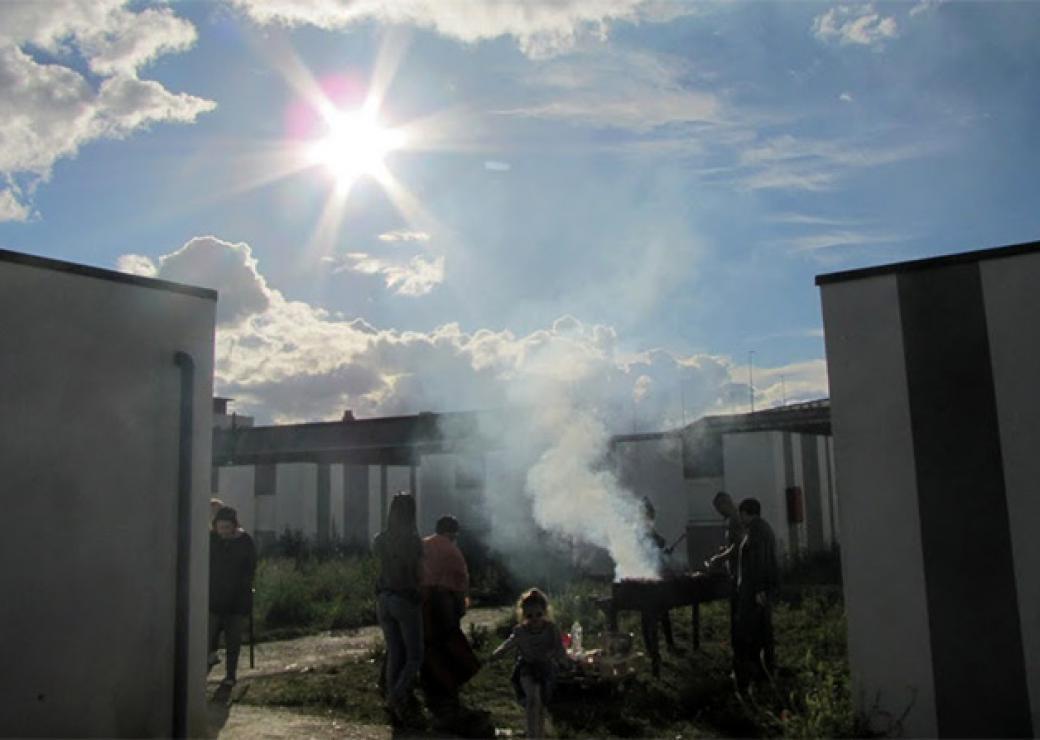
left=308, top=110, right=406, bottom=186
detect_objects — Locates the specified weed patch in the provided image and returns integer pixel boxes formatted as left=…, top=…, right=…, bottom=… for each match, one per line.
left=243, top=578, right=868, bottom=737
left=252, top=556, right=378, bottom=640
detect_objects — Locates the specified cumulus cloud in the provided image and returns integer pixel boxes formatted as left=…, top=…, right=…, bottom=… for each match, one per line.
left=120, top=235, right=828, bottom=431
left=117, top=236, right=272, bottom=324
left=812, top=4, right=899, bottom=48
left=0, top=1, right=214, bottom=215
left=336, top=252, right=446, bottom=296
left=115, top=253, right=158, bottom=277
left=377, top=230, right=431, bottom=243
left=230, top=0, right=696, bottom=59
left=0, top=186, right=30, bottom=222
left=750, top=359, right=830, bottom=409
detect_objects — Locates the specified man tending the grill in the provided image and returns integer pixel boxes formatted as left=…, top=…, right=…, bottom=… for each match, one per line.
left=708, top=491, right=745, bottom=648
left=640, top=497, right=681, bottom=670
left=733, top=497, right=778, bottom=694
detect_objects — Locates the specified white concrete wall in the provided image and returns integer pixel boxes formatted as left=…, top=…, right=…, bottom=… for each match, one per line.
left=820, top=273, right=937, bottom=737
left=368, top=466, right=383, bottom=538
left=418, top=453, right=455, bottom=536
left=981, top=253, right=1040, bottom=731
left=275, top=463, right=317, bottom=537
left=816, top=437, right=835, bottom=549
left=330, top=464, right=345, bottom=541
left=215, top=465, right=255, bottom=533
left=722, top=431, right=790, bottom=558
left=688, top=476, right=725, bottom=522
left=0, top=257, right=214, bottom=737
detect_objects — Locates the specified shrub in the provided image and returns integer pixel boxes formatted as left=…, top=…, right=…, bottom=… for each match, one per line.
left=252, top=554, right=379, bottom=639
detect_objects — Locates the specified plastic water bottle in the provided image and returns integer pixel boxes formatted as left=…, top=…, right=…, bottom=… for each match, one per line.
left=571, top=621, right=583, bottom=656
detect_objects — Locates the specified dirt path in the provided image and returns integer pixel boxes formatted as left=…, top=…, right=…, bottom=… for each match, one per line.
left=207, top=606, right=510, bottom=739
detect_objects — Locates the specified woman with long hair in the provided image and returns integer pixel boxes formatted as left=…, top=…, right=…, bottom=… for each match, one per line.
left=373, top=491, right=425, bottom=724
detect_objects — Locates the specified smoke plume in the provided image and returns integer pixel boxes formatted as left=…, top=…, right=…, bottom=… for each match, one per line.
left=525, top=404, right=659, bottom=579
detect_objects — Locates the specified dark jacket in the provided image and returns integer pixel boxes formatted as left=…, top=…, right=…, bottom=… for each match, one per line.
left=737, top=517, right=778, bottom=599
left=373, top=530, right=423, bottom=601
left=209, top=530, right=257, bottom=615
left=723, top=515, right=746, bottom=578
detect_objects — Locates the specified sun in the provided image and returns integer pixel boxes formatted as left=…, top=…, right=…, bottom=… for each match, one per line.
left=307, top=109, right=406, bottom=187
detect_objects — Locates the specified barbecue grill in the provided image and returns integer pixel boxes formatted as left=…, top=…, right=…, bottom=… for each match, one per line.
left=598, top=570, right=731, bottom=676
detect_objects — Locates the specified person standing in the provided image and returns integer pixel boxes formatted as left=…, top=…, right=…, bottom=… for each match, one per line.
left=373, top=492, right=425, bottom=725
left=734, top=497, right=779, bottom=693
left=420, top=515, right=479, bottom=725
left=639, top=497, right=680, bottom=676
left=423, top=515, right=469, bottom=620
left=708, top=491, right=745, bottom=647
left=208, top=506, right=257, bottom=688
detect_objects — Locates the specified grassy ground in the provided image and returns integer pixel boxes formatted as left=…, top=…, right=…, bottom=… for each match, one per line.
left=252, top=553, right=517, bottom=642
left=242, top=573, right=865, bottom=738
left=252, top=556, right=380, bottom=641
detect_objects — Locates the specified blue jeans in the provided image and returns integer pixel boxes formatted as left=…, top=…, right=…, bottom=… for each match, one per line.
left=377, top=591, right=424, bottom=706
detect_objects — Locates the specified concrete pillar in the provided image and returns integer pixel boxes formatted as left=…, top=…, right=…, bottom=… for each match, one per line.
left=316, top=463, right=330, bottom=545
left=343, top=464, right=370, bottom=548
left=801, top=436, right=825, bottom=553
left=380, top=465, right=389, bottom=530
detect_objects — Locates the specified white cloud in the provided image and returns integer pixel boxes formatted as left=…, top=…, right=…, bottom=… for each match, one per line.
left=0, top=2, right=214, bottom=214
left=735, top=133, right=938, bottom=192
left=769, top=213, right=863, bottom=227
left=812, top=4, right=899, bottom=48
left=229, top=0, right=696, bottom=59
left=0, top=186, right=30, bottom=222
left=115, top=253, right=158, bottom=277
left=117, top=236, right=272, bottom=324
left=632, top=374, right=652, bottom=402
left=751, top=359, right=830, bottom=409
left=336, top=252, right=446, bottom=296
left=773, top=229, right=906, bottom=253
left=135, top=235, right=826, bottom=426
left=377, top=230, right=431, bottom=243
left=498, top=49, right=720, bottom=131
left=839, top=92, right=854, bottom=103
left=484, top=160, right=512, bottom=172
left=909, top=1, right=944, bottom=18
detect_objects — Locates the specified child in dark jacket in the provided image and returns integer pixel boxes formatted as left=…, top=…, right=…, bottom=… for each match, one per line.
left=491, top=588, right=571, bottom=739
left=209, top=506, right=256, bottom=686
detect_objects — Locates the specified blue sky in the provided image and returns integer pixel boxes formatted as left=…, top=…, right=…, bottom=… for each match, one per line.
left=2, top=1, right=1039, bottom=426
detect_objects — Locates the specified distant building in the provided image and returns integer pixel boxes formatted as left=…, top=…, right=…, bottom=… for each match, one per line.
left=211, top=400, right=836, bottom=568
left=612, top=399, right=836, bottom=566
left=211, top=407, right=504, bottom=549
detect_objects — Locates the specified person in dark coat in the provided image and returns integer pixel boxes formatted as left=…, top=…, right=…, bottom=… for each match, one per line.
left=708, top=491, right=745, bottom=647
left=373, top=492, right=425, bottom=725
left=733, top=497, right=779, bottom=692
left=209, top=506, right=257, bottom=687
